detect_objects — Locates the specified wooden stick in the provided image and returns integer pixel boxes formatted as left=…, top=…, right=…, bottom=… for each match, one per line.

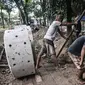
left=0, top=48, right=5, bottom=60
left=77, top=10, right=85, bottom=22
left=56, top=29, right=74, bottom=58
left=68, top=52, right=81, bottom=69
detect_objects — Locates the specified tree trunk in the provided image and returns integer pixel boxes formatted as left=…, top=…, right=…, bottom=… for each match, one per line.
left=24, top=6, right=29, bottom=24
left=21, top=0, right=29, bottom=24
left=39, top=18, right=42, bottom=25
left=42, top=0, right=46, bottom=26
left=43, top=17, right=46, bottom=26
left=66, top=0, right=73, bottom=46
left=1, top=7, right=5, bottom=28
left=66, top=0, right=72, bottom=33
left=82, top=0, right=85, bottom=11
left=14, top=0, right=26, bottom=24
left=51, top=0, right=56, bottom=20
left=19, top=12, right=23, bottom=24
left=8, top=12, right=10, bottom=28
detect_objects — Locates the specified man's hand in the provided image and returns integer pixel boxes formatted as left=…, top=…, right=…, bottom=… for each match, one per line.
left=61, top=22, right=76, bottom=26
left=67, top=22, right=77, bottom=25
left=58, top=28, right=67, bottom=40
left=66, top=36, right=69, bottom=40
left=62, top=35, right=68, bottom=40
left=64, top=36, right=67, bottom=40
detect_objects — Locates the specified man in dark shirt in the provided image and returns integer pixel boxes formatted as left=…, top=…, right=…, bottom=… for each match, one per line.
left=68, top=36, right=85, bottom=69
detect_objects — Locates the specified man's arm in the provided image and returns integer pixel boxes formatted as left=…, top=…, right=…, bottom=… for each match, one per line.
left=58, top=28, right=67, bottom=39
left=60, top=22, right=76, bottom=26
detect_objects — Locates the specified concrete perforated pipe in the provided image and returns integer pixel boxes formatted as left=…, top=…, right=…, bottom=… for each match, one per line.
left=4, top=26, right=35, bottom=78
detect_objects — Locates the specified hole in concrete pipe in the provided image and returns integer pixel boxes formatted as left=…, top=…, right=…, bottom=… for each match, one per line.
left=15, top=35, right=18, bottom=37
left=24, top=42, right=26, bottom=44
left=12, top=58, right=15, bottom=60
left=28, top=60, right=30, bottom=63
left=13, top=64, right=16, bottom=66
left=18, top=53, right=20, bottom=55
left=9, top=44, right=12, bottom=47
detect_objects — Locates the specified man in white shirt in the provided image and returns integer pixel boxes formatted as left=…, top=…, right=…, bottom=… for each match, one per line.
left=36, top=15, right=67, bottom=69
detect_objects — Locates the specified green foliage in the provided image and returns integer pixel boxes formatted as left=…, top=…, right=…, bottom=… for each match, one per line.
left=24, top=0, right=31, bottom=4
left=0, top=3, right=3, bottom=9
left=0, top=0, right=5, bottom=9
left=71, top=0, right=85, bottom=15
left=0, top=0, right=85, bottom=26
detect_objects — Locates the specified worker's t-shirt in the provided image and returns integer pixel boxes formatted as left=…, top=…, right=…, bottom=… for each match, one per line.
left=68, top=36, right=85, bottom=56
left=44, top=21, right=61, bottom=41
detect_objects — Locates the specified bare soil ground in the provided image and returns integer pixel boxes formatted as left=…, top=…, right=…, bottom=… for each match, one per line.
left=0, top=28, right=83, bottom=85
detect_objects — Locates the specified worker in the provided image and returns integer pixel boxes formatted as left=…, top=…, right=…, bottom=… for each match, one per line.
left=35, top=15, right=71, bottom=69
left=68, top=36, right=85, bottom=69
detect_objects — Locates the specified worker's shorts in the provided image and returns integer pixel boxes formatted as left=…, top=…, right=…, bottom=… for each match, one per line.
left=68, top=36, right=85, bottom=56
left=39, top=39, right=56, bottom=57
